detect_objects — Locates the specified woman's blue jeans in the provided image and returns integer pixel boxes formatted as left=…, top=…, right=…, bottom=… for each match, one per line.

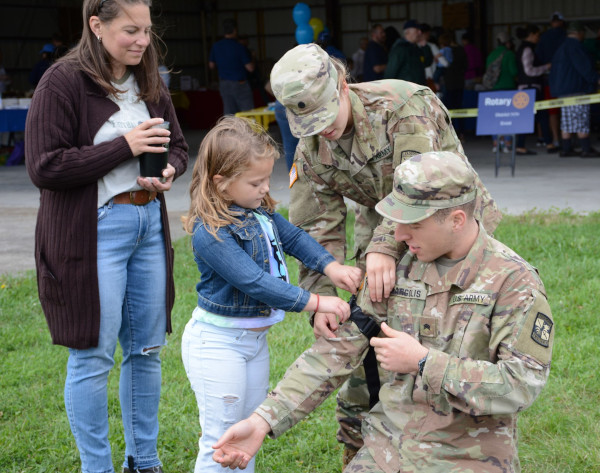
left=181, top=319, right=270, bottom=473
left=64, top=199, right=167, bottom=473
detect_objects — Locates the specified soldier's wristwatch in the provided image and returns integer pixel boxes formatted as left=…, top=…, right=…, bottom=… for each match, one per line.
left=418, top=354, right=428, bottom=376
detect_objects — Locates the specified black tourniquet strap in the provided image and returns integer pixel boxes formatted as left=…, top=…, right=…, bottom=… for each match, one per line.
left=348, top=295, right=381, bottom=408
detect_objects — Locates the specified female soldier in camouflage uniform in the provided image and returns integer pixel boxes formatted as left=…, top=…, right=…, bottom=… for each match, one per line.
left=269, top=43, right=502, bottom=464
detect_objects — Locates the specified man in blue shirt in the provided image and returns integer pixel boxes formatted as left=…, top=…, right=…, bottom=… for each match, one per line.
left=536, top=12, right=567, bottom=149
left=549, top=21, right=600, bottom=158
left=363, top=24, right=387, bottom=81
left=209, top=19, right=255, bottom=115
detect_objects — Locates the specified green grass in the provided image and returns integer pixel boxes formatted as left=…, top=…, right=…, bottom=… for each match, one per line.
left=1, top=210, right=599, bottom=472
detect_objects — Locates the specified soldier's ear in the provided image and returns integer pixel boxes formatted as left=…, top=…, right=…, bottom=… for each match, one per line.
left=340, top=79, right=350, bottom=97
left=450, top=209, right=466, bottom=230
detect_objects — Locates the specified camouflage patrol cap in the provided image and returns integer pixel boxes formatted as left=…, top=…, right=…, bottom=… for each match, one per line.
left=270, top=44, right=339, bottom=138
left=375, top=152, right=477, bottom=223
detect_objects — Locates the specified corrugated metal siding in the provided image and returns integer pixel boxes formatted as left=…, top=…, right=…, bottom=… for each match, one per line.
left=1, top=0, right=599, bottom=92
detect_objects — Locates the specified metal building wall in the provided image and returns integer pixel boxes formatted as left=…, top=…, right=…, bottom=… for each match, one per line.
left=1, top=0, right=599, bottom=94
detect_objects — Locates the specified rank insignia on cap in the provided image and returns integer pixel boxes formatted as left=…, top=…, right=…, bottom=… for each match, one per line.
left=289, top=163, right=298, bottom=188
left=531, top=312, right=552, bottom=347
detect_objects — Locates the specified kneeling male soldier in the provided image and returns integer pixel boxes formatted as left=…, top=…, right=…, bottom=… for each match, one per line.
left=212, top=151, right=554, bottom=473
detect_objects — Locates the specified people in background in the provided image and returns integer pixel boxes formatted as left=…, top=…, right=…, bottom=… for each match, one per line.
left=209, top=18, right=254, bottom=115
left=0, top=49, right=10, bottom=96
left=29, top=43, right=55, bottom=88
left=384, top=25, right=400, bottom=53
left=52, top=32, right=69, bottom=60
left=265, top=79, right=298, bottom=171
left=158, top=64, right=170, bottom=88
left=549, top=21, right=600, bottom=158
left=317, top=30, right=346, bottom=62
left=384, top=19, right=432, bottom=85
left=461, top=32, right=483, bottom=89
left=514, top=24, right=555, bottom=156
left=441, top=33, right=468, bottom=140
left=351, top=36, right=368, bottom=82
left=485, top=31, right=518, bottom=153
left=537, top=11, right=567, bottom=149
left=421, top=23, right=441, bottom=90
left=363, top=24, right=387, bottom=81
left=432, top=32, right=452, bottom=95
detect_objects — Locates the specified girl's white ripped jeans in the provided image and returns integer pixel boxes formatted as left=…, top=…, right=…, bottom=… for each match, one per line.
left=181, top=319, right=270, bottom=473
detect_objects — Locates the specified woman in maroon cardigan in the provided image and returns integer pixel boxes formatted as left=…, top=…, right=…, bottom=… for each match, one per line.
left=24, top=1, right=188, bottom=472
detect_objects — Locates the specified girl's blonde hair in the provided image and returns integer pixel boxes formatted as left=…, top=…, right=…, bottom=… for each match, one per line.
left=183, top=116, right=279, bottom=237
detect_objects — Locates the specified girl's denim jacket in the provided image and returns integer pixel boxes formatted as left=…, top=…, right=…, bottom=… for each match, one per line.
left=192, top=205, right=336, bottom=317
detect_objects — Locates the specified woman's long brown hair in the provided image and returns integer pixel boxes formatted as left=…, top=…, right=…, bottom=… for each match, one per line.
left=60, top=0, right=164, bottom=103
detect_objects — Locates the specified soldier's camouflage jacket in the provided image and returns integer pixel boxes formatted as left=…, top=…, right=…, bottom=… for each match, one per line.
left=289, top=80, right=502, bottom=297
left=256, top=224, right=553, bottom=473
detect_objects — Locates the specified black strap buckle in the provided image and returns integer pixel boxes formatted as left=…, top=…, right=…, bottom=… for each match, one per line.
left=348, top=295, right=381, bottom=408
left=348, top=295, right=380, bottom=339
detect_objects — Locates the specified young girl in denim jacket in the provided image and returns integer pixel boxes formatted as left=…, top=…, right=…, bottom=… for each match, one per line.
left=181, top=116, right=362, bottom=473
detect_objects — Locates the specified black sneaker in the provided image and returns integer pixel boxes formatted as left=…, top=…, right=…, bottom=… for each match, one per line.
left=123, top=467, right=163, bottom=473
left=580, top=148, right=600, bottom=158
left=559, top=150, right=580, bottom=158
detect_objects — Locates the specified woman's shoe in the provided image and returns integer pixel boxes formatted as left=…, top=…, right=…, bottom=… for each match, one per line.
left=516, top=149, right=536, bottom=156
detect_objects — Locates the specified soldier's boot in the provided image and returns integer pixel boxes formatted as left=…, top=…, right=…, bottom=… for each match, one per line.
left=342, top=446, right=359, bottom=470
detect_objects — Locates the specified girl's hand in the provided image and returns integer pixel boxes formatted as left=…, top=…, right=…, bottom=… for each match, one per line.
left=323, top=262, right=363, bottom=294
left=304, top=295, right=350, bottom=323
left=124, top=118, right=170, bottom=157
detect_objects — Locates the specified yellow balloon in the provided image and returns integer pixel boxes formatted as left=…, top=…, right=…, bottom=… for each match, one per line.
left=309, top=17, right=324, bottom=41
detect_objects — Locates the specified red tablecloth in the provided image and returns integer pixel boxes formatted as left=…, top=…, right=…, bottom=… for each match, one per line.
left=172, top=88, right=267, bottom=130
left=173, top=90, right=223, bottom=130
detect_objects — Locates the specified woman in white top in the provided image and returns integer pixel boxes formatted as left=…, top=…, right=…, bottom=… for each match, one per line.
left=24, top=1, right=188, bottom=472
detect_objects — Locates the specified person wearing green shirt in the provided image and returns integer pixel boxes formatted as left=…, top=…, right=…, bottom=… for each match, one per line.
left=485, top=31, right=518, bottom=152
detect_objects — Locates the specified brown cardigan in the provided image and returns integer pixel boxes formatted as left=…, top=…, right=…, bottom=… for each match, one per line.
left=25, top=61, right=188, bottom=349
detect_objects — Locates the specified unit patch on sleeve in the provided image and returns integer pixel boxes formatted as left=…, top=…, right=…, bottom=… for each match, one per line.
left=514, top=291, right=553, bottom=365
left=289, top=163, right=298, bottom=188
left=400, top=150, right=420, bottom=160
left=531, top=312, right=552, bottom=348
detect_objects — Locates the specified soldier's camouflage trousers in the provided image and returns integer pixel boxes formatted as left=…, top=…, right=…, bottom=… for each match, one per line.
left=336, top=366, right=369, bottom=450
left=345, top=445, right=385, bottom=472
left=336, top=359, right=391, bottom=450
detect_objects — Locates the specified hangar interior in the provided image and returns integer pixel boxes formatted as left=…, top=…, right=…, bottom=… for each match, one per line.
left=0, top=0, right=598, bottom=109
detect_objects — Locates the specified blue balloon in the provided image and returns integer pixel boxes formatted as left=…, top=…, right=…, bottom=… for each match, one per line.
left=293, top=3, right=311, bottom=26
left=295, top=24, right=314, bottom=44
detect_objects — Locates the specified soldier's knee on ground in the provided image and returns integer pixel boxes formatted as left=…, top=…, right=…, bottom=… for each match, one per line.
left=342, top=445, right=359, bottom=470
left=344, top=446, right=385, bottom=472
left=336, top=415, right=363, bottom=450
